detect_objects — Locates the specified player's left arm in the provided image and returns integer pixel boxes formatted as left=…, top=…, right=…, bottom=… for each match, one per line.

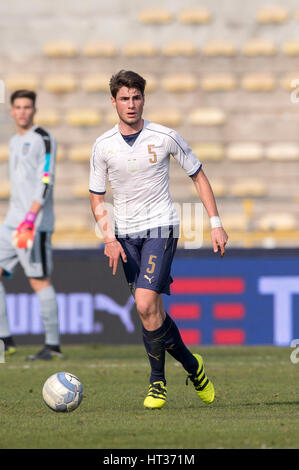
left=191, top=168, right=228, bottom=257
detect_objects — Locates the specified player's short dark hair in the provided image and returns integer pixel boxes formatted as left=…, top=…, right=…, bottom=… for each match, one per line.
left=109, top=70, right=146, bottom=98
left=10, top=89, right=36, bottom=106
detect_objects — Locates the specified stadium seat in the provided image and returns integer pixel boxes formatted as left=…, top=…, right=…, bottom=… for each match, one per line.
left=221, top=213, right=249, bottom=232
left=82, top=40, right=117, bottom=57
left=256, top=6, right=289, bottom=23
left=43, top=41, right=78, bottom=57
left=242, top=38, right=276, bottom=56
left=0, top=144, right=9, bottom=162
left=256, top=213, right=297, bottom=231
left=54, top=217, right=90, bottom=233
left=0, top=181, right=10, bottom=199
left=56, top=147, right=65, bottom=162
left=82, top=74, right=111, bottom=92
left=105, top=110, right=119, bottom=126
left=192, top=143, right=224, bottom=161
left=146, top=109, right=182, bottom=127
left=139, top=74, right=157, bottom=92
left=282, top=40, right=299, bottom=56
left=5, top=75, right=38, bottom=91
left=226, top=143, right=263, bottom=161
left=230, top=179, right=267, bottom=197
left=280, top=74, right=299, bottom=91
left=201, top=40, right=237, bottom=56
left=35, top=109, right=60, bottom=127
left=241, top=73, right=275, bottom=91
left=68, top=145, right=92, bottom=162
left=162, top=40, right=198, bottom=56
left=65, top=109, right=101, bottom=126
left=265, top=143, right=299, bottom=161
left=177, top=7, right=212, bottom=24
left=71, top=184, right=89, bottom=198
left=199, top=74, right=237, bottom=91
left=193, top=178, right=227, bottom=197
left=161, top=74, right=197, bottom=92
left=44, top=75, right=77, bottom=93
left=188, top=108, right=226, bottom=126
left=138, top=8, right=172, bottom=24
left=123, top=41, right=158, bottom=56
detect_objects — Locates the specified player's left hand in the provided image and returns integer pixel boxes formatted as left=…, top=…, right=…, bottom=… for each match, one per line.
left=12, top=220, right=35, bottom=249
left=211, top=227, right=228, bottom=257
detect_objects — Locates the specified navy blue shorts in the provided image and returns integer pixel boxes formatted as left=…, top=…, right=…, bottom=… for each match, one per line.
left=117, top=226, right=178, bottom=296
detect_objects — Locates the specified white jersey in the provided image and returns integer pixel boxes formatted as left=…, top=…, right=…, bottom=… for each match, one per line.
left=89, top=120, right=201, bottom=235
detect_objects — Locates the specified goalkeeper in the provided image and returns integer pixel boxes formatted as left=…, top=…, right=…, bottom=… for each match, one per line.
left=0, top=90, right=62, bottom=360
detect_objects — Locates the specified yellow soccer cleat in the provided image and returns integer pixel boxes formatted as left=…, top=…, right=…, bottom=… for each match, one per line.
left=186, top=354, right=215, bottom=404
left=144, top=381, right=167, bottom=409
left=5, top=345, right=16, bottom=357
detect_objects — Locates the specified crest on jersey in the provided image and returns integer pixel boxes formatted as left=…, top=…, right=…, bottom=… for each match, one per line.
left=22, top=142, right=31, bottom=155
left=126, top=157, right=139, bottom=174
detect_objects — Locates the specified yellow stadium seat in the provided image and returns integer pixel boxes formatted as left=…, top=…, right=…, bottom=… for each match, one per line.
left=199, top=74, right=236, bottom=91
left=0, top=144, right=9, bottom=162
left=226, top=143, right=263, bottom=161
left=123, top=41, right=158, bottom=56
left=280, top=74, right=299, bottom=91
left=241, top=73, right=275, bottom=91
left=35, top=109, right=60, bottom=127
left=161, top=74, right=197, bottom=92
left=43, top=41, right=78, bottom=57
left=256, top=6, right=289, bottom=23
left=68, top=145, right=92, bottom=162
left=82, top=41, right=117, bottom=57
left=188, top=108, right=226, bottom=126
left=44, top=75, right=77, bottom=93
left=201, top=40, right=237, bottom=56
left=282, top=40, right=299, bottom=56
left=221, top=214, right=248, bottom=232
left=190, top=178, right=227, bottom=197
left=6, top=75, right=38, bottom=91
left=230, top=179, right=267, bottom=197
left=0, top=181, right=10, bottom=199
left=65, top=109, right=101, bottom=126
left=192, top=143, right=224, bottom=161
left=177, top=7, right=212, bottom=24
left=146, top=109, right=182, bottom=127
left=256, top=213, right=296, bottom=231
left=265, top=143, right=299, bottom=161
left=162, top=40, right=198, bottom=56
left=139, top=73, right=157, bottom=92
left=55, top=147, right=65, bottom=162
left=105, top=110, right=119, bottom=126
left=71, top=184, right=89, bottom=198
left=242, top=38, right=276, bottom=56
left=55, top=217, right=89, bottom=233
left=82, top=74, right=111, bottom=92
left=139, top=8, right=172, bottom=24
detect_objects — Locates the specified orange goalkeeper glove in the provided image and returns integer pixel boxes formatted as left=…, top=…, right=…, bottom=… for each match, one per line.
left=12, top=211, right=36, bottom=249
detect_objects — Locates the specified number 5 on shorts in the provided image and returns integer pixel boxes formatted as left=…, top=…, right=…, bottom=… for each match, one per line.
left=146, top=255, right=157, bottom=274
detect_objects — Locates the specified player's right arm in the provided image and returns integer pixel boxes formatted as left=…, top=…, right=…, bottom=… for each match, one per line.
left=89, top=141, right=127, bottom=275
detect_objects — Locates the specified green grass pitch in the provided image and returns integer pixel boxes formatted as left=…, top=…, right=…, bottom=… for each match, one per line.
left=0, top=344, right=299, bottom=449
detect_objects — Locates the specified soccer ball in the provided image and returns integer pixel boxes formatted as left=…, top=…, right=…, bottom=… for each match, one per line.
left=42, top=372, right=83, bottom=412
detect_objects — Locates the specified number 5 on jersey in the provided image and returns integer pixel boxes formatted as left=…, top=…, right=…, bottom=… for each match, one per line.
left=148, top=145, right=157, bottom=164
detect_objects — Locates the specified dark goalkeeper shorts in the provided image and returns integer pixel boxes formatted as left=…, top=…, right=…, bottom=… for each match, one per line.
left=0, top=224, right=53, bottom=279
left=116, top=226, right=178, bottom=296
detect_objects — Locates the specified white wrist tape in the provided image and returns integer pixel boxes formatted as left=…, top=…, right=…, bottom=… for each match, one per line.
left=210, top=216, right=222, bottom=229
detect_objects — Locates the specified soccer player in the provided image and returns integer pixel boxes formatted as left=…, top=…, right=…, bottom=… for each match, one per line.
left=89, top=70, right=228, bottom=409
left=0, top=89, right=62, bottom=360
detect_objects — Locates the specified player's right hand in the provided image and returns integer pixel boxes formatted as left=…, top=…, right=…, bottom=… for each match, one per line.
left=12, top=221, right=35, bottom=249
left=104, top=239, right=127, bottom=275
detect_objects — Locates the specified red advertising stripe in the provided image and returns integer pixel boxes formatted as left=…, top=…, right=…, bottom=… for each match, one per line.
left=170, top=303, right=201, bottom=319
left=172, top=278, right=245, bottom=294
left=213, top=329, right=245, bottom=345
left=180, top=329, right=201, bottom=345
left=213, top=303, right=245, bottom=319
